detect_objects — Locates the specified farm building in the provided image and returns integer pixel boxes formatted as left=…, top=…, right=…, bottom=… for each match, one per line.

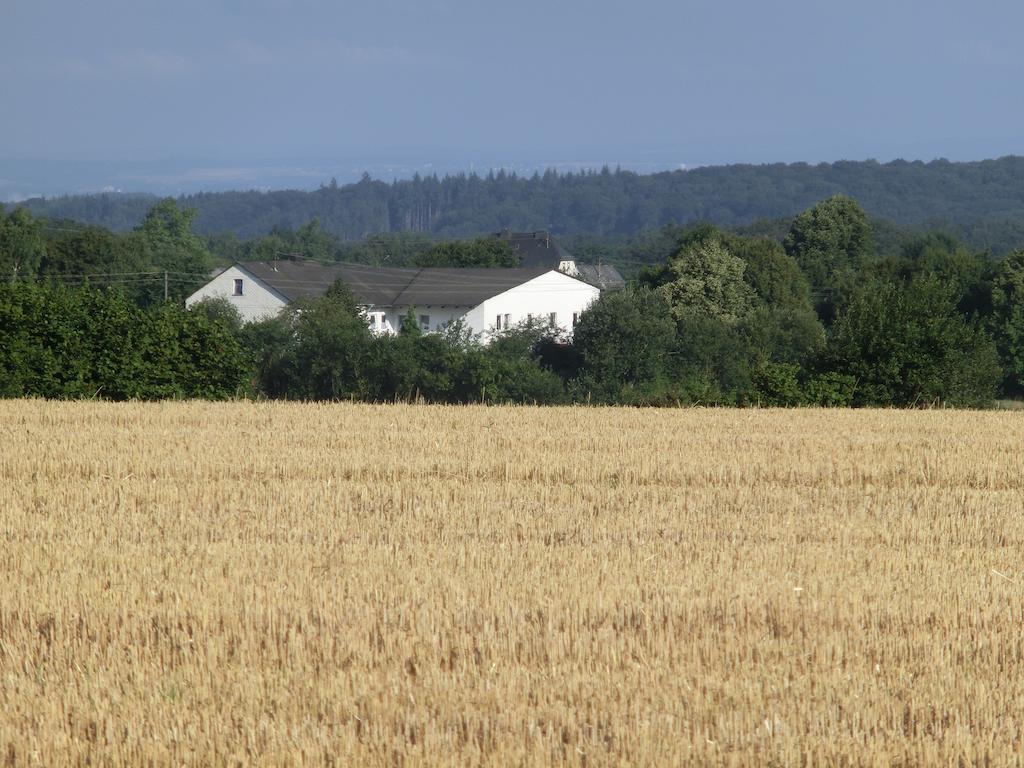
left=185, top=259, right=602, bottom=340
left=494, top=230, right=626, bottom=290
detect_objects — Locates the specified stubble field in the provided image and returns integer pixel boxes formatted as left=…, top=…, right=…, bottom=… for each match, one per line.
left=1, top=402, right=1023, bottom=766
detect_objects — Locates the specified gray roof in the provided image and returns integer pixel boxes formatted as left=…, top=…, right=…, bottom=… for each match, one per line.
left=575, top=263, right=626, bottom=290
left=238, top=260, right=554, bottom=307
left=494, top=230, right=574, bottom=268
left=491, top=230, right=625, bottom=289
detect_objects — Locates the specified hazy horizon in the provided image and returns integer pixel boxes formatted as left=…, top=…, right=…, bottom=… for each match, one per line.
left=4, top=0, right=1024, bottom=200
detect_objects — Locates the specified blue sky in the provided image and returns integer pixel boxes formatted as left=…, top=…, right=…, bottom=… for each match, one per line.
left=2, top=0, right=1023, bottom=195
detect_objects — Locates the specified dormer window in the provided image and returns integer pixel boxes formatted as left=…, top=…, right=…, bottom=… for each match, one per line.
left=233, top=278, right=244, bottom=296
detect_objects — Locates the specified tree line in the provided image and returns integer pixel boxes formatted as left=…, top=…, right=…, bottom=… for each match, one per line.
left=5, top=192, right=1024, bottom=407
left=12, top=157, right=1024, bottom=255
left=218, top=195, right=1008, bottom=407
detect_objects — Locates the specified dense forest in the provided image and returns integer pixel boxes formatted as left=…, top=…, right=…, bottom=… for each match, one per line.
left=11, top=157, right=1024, bottom=256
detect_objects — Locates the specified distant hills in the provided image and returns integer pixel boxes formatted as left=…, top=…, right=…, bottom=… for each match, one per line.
left=10, top=157, right=1024, bottom=255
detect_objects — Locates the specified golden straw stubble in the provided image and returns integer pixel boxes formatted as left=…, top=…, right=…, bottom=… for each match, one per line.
left=0, top=401, right=1022, bottom=765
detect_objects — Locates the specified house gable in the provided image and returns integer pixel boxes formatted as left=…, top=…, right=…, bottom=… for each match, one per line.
left=185, top=264, right=290, bottom=323
left=465, top=270, right=600, bottom=338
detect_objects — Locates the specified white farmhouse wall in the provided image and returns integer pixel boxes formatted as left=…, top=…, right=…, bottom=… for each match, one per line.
left=185, top=266, right=288, bottom=323
left=366, top=307, right=470, bottom=335
left=185, top=266, right=600, bottom=339
left=474, top=271, right=599, bottom=340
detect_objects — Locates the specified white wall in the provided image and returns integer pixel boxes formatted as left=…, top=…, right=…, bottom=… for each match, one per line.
left=185, top=267, right=601, bottom=340
left=185, top=266, right=288, bottom=323
left=473, top=271, right=599, bottom=341
left=365, top=307, right=469, bottom=335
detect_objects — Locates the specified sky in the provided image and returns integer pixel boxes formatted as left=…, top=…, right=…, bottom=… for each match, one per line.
left=2, top=0, right=1024, bottom=198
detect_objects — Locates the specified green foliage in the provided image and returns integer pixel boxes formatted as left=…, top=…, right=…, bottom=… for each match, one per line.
left=803, top=372, right=857, bottom=407
left=336, top=232, right=435, bottom=266
left=19, top=158, right=1024, bottom=257
left=740, top=306, right=825, bottom=366
left=130, top=198, right=214, bottom=303
left=239, top=317, right=295, bottom=398
left=821, top=277, right=1001, bottom=407
left=727, top=236, right=813, bottom=313
left=657, top=238, right=754, bottom=324
left=400, top=307, right=422, bottom=337
left=270, top=282, right=374, bottom=400
left=876, top=231, right=992, bottom=315
left=39, top=223, right=147, bottom=285
left=572, top=288, right=676, bottom=403
left=668, top=314, right=755, bottom=405
left=784, top=195, right=874, bottom=293
left=6, top=185, right=1022, bottom=408
left=637, top=224, right=813, bottom=316
left=989, top=249, right=1024, bottom=392
left=0, top=207, right=46, bottom=280
left=0, top=283, right=247, bottom=400
left=480, top=355, right=566, bottom=404
left=751, top=362, right=804, bottom=406
left=413, top=237, right=517, bottom=267
left=189, top=296, right=244, bottom=335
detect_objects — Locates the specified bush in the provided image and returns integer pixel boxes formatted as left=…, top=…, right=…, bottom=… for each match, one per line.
left=803, top=372, right=857, bottom=407
left=751, top=362, right=804, bottom=406
left=0, top=283, right=248, bottom=400
left=821, top=277, right=1000, bottom=407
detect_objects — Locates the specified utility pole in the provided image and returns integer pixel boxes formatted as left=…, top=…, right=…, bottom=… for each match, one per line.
left=164, top=271, right=168, bottom=301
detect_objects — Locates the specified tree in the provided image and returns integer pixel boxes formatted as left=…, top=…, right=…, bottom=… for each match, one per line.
left=884, top=231, right=992, bottom=316
left=18, top=158, right=1024, bottom=257
left=0, top=283, right=248, bottom=400
left=668, top=313, right=755, bottom=404
left=821, top=277, right=1000, bottom=407
left=572, top=288, right=676, bottom=402
left=400, top=307, right=422, bottom=337
left=241, top=316, right=295, bottom=398
left=131, top=198, right=213, bottom=303
left=725, top=235, right=814, bottom=314
left=784, top=195, right=874, bottom=307
left=0, top=207, right=46, bottom=280
left=145, top=303, right=250, bottom=399
left=740, top=306, right=825, bottom=366
left=271, top=281, right=374, bottom=400
left=39, top=224, right=145, bottom=282
left=294, top=218, right=336, bottom=261
left=988, top=249, right=1024, bottom=392
left=657, top=238, right=754, bottom=324
left=413, top=237, right=517, bottom=268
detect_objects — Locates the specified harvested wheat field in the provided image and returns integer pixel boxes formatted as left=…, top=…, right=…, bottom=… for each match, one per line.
left=1, top=402, right=1023, bottom=766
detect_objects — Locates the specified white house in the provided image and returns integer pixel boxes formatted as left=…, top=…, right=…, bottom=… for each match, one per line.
left=185, top=259, right=602, bottom=341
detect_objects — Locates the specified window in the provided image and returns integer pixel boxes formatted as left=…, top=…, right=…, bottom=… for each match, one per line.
left=233, top=278, right=244, bottom=296
left=367, top=314, right=377, bottom=329
left=504, top=313, right=510, bottom=329
left=572, top=312, right=579, bottom=327
left=549, top=312, right=557, bottom=326
left=496, top=314, right=502, bottom=330
left=420, top=314, right=430, bottom=330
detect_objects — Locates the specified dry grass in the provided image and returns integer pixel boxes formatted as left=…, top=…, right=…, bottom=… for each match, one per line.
left=1, top=402, right=1023, bottom=766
